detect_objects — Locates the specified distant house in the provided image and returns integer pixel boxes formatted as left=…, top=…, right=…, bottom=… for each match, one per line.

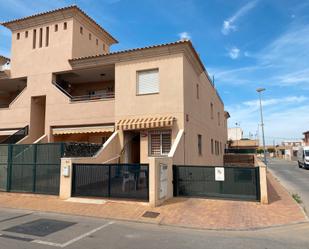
left=304, top=131, right=309, bottom=146
left=228, top=127, right=243, bottom=141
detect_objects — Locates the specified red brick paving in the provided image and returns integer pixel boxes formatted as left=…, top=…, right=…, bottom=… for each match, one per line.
left=0, top=172, right=306, bottom=230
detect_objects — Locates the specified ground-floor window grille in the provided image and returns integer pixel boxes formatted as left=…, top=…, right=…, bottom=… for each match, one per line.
left=149, top=130, right=171, bottom=156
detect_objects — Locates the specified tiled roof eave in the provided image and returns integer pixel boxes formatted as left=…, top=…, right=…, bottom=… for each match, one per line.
left=1, top=5, right=118, bottom=44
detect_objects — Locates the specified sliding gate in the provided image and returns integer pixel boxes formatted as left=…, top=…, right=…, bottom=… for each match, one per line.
left=0, top=144, right=64, bottom=195
left=173, top=165, right=260, bottom=201
left=72, top=164, right=149, bottom=201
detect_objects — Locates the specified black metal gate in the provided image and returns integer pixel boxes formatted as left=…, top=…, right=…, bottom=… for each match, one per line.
left=6, top=143, right=63, bottom=195
left=72, top=164, right=149, bottom=201
left=173, top=165, right=260, bottom=201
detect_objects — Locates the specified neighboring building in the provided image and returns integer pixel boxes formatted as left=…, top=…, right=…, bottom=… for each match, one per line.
left=230, top=139, right=259, bottom=150
left=281, top=140, right=304, bottom=147
left=303, top=131, right=309, bottom=146
left=0, top=6, right=228, bottom=166
left=228, top=127, right=243, bottom=141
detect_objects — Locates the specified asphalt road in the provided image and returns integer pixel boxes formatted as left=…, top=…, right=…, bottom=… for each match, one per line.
left=268, top=158, right=309, bottom=212
left=0, top=207, right=308, bottom=249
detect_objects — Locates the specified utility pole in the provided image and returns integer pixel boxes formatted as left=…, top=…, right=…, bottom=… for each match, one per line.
left=256, top=88, right=267, bottom=166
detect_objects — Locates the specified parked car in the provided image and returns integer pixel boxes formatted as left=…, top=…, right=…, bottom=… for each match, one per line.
left=297, top=146, right=309, bottom=169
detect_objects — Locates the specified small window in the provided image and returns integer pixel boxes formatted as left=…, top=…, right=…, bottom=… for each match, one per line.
left=210, top=102, right=214, bottom=119
left=196, top=84, right=199, bottom=99
left=211, top=139, right=214, bottom=155
left=218, top=112, right=220, bottom=126
left=137, top=69, right=159, bottom=95
left=64, top=22, right=67, bottom=30
left=17, top=33, right=20, bottom=40
left=96, top=39, right=98, bottom=45
left=39, top=28, right=43, bottom=48
left=25, top=31, right=28, bottom=38
left=89, top=33, right=92, bottom=40
left=103, top=43, right=106, bottom=51
left=55, top=24, right=58, bottom=32
left=45, top=26, right=49, bottom=47
left=198, top=134, right=202, bottom=156
left=80, top=26, right=83, bottom=34
left=33, top=29, right=37, bottom=49
left=149, top=130, right=171, bottom=156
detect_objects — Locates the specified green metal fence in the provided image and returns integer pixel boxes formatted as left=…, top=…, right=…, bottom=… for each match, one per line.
left=173, top=165, right=260, bottom=201
left=0, top=143, right=64, bottom=195
left=0, top=145, right=9, bottom=191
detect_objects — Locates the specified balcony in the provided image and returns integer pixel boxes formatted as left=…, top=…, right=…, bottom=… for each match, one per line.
left=54, top=65, right=115, bottom=102
left=0, top=77, right=27, bottom=108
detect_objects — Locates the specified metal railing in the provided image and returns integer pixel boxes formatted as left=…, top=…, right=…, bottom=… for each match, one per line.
left=71, top=92, right=115, bottom=101
left=52, top=81, right=115, bottom=102
left=0, top=126, right=29, bottom=144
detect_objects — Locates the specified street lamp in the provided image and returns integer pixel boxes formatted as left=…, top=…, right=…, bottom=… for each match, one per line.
left=256, top=88, right=267, bottom=166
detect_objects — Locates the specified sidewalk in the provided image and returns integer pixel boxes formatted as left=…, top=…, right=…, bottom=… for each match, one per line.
left=0, top=172, right=306, bottom=230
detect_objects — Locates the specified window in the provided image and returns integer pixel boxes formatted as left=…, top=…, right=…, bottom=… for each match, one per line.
left=64, top=22, right=67, bottom=30
left=103, top=43, right=106, bottom=51
left=17, top=33, right=20, bottom=40
left=25, top=31, right=28, bottom=38
left=96, top=39, right=98, bottom=45
left=137, top=69, right=159, bottom=95
left=89, top=33, right=92, bottom=40
left=33, top=29, right=37, bottom=49
left=198, top=134, right=202, bottom=156
left=149, top=130, right=171, bottom=156
left=218, top=112, right=220, bottom=126
left=211, top=139, right=214, bottom=155
left=45, top=27, right=49, bottom=47
left=39, top=28, right=43, bottom=48
left=196, top=84, right=199, bottom=99
left=210, top=102, right=214, bottom=119
left=55, top=24, right=58, bottom=32
left=80, top=26, right=83, bottom=34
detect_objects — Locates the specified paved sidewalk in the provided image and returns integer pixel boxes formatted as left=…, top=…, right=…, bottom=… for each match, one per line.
left=0, top=172, right=306, bottom=230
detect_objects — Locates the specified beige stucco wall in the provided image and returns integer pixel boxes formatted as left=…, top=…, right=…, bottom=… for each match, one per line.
left=114, top=54, right=185, bottom=163
left=183, top=56, right=226, bottom=166
left=10, top=19, right=74, bottom=78
left=72, top=18, right=109, bottom=58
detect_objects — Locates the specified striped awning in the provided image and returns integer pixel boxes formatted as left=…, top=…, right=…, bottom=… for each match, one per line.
left=116, top=116, right=175, bottom=130
left=52, top=125, right=114, bottom=135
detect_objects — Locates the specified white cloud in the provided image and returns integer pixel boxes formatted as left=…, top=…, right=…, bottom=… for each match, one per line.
left=243, top=96, right=308, bottom=108
left=228, top=47, right=240, bottom=59
left=227, top=96, right=309, bottom=144
left=178, top=32, right=191, bottom=41
left=222, top=0, right=258, bottom=35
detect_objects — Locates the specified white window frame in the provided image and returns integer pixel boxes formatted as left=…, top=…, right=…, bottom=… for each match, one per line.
left=148, top=130, right=171, bottom=156
left=136, top=68, right=159, bottom=95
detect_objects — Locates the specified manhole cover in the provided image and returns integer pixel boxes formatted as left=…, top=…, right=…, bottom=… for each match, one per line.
left=142, top=211, right=160, bottom=218
left=4, top=219, right=76, bottom=237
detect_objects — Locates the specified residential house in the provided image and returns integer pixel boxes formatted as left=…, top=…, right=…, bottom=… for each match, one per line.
left=303, top=131, right=309, bottom=146
left=0, top=6, right=252, bottom=206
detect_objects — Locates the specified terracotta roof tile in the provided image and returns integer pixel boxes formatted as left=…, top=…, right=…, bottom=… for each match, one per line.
left=1, top=5, right=118, bottom=43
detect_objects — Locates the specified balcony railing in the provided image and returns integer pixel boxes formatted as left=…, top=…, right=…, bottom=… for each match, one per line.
left=52, top=81, right=115, bottom=102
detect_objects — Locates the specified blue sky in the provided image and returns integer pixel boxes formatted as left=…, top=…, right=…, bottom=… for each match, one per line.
left=0, top=0, right=308, bottom=145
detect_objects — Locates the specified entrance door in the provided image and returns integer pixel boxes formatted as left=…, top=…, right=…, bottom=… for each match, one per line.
left=131, top=133, right=140, bottom=164
left=0, top=145, right=8, bottom=191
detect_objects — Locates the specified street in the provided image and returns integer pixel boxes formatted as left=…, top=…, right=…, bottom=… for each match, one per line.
left=0, top=207, right=307, bottom=249
left=268, top=158, right=309, bottom=212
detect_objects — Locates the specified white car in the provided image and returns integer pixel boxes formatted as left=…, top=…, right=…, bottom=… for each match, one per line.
left=297, top=146, right=309, bottom=169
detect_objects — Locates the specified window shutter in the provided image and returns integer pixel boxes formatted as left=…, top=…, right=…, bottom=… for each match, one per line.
left=150, top=133, right=161, bottom=155
left=162, top=133, right=172, bottom=154
left=138, top=69, right=159, bottom=94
